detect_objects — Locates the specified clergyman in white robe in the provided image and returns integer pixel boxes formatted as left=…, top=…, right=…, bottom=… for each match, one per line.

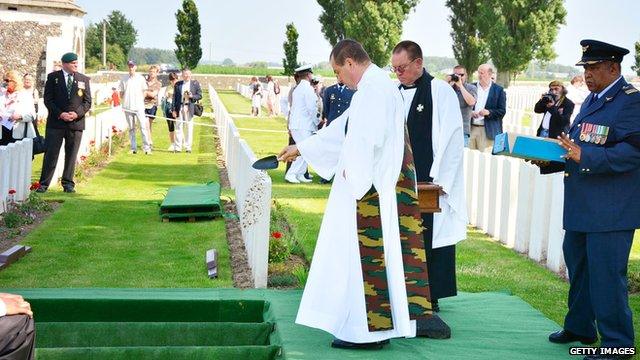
left=294, top=64, right=416, bottom=343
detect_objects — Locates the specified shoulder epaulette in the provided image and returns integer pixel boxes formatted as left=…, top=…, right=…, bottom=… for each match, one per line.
left=622, top=84, right=638, bottom=95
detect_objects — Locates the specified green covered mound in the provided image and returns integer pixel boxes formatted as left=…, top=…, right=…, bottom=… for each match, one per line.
left=159, top=182, right=222, bottom=220
left=7, top=288, right=578, bottom=360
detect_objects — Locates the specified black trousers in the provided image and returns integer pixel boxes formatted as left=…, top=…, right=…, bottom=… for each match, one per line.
left=422, top=213, right=457, bottom=300
left=39, top=128, right=83, bottom=188
left=0, top=315, right=35, bottom=360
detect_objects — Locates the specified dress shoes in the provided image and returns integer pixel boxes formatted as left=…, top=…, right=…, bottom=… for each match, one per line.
left=584, top=354, right=633, bottom=360
left=35, top=186, right=47, bottom=193
left=416, top=314, right=451, bottom=339
left=331, top=338, right=389, bottom=350
left=284, top=174, right=300, bottom=184
left=63, top=186, right=76, bottom=193
left=548, top=330, right=597, bottom=345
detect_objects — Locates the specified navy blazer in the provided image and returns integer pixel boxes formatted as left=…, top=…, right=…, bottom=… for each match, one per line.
left=475, top=82, right=506, bottom=140
left=172, top=80, right=202, bottom=115
left=322, top=84, right=354, bottom=125
left=44, top=70, right=92, bottom=131
left=561, top=79, right=640, bottom=232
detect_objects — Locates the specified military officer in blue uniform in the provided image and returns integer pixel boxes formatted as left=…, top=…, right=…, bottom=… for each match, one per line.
left=545, top=40, right=640, bottom=360
left=322, top=82, right=354, bottom=127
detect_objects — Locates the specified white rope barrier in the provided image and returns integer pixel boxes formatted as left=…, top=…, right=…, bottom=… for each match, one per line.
left=93, top=106, right=289, bottom=134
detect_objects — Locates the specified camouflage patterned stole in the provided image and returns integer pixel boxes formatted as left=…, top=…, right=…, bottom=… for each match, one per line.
left=356, top=127, right=432, bottom=332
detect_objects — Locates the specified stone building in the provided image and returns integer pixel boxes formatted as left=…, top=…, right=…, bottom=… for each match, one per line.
left=0, top=0, right=85, bottom=91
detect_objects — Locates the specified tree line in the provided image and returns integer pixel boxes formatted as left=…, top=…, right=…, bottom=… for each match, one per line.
left=85, top=1, right=202, bottom=71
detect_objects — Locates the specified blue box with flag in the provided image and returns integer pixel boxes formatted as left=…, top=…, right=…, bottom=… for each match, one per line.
left=492, top=132, right=567, bottom=162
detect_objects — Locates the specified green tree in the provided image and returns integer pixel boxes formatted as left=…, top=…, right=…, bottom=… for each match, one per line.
left=317, top=0, right=346, bottom=46
left=632, top=40, right=640, bottom=76
left=222, top=58, right=235, bottom=66
left=106, top=43, right=126, bottom=70
left=476, top=0, right=566, bottom=87
left=317, top=1, right=419, bottom=66
left=174, top=0, right=203, bottom=69
left=85, top=23, right=102, bottom=60
left=129, top=48, right=178, bottom=65
left=446, top=0, right=489, bottom=82
left=106, top=10, right=138, bottom=57
left=282, top=23, right=299, bottom=76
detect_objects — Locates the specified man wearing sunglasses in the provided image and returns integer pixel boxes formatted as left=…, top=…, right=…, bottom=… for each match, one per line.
left=447, top=66, right=477, bottom=147
left=390, top=40, right=467, bottom=338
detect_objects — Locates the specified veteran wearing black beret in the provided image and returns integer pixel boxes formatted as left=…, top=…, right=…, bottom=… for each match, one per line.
left=543, top=39, right=640, bottom=359
left=37, top=52, right=92, bottom=193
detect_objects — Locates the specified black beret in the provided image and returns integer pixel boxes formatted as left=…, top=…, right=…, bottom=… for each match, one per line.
left=576, top=39, right=629, bottom=66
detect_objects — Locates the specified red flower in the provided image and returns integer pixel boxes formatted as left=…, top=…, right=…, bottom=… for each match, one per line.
left=271, top=231, right=283, bottom=239
left=29, top=182, right=41, bottom=191
left=8, top=189, right=16, bottom=195
left=89, top=140, right=95, bottom=145
left=80, top=155, right=87, bottom=161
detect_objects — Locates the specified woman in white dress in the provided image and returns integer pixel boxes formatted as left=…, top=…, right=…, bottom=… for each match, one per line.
left=250, top=76, right=263, bottom=116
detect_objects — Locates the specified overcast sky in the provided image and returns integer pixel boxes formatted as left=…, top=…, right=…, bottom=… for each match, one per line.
left=76, top=0, right=640, bottom=74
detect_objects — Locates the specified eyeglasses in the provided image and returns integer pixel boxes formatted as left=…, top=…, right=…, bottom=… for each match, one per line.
left=392, top=58, right=418, bottom=74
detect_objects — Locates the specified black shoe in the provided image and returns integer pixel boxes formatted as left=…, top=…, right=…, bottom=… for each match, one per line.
left=548, top=330, right=597, bottom=345
left=35, top=186, right=47, bottom=193
left=584, top=354, right=633, bottom=360
left=416, top=314, right=451, bottom=339
left=63, top=186, right=76, bottom=193
left=331, top=338, right=389, bottom=350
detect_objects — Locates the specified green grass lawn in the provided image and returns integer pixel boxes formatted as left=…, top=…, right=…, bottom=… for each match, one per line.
left=2, top=99, right=231, bottom=287
left=217, top=90, right=640, bottom=343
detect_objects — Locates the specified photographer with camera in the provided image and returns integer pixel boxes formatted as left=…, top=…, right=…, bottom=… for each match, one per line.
left=533, top=80, right=574, bottom=173
left=446, top=66, right=477, bottom=147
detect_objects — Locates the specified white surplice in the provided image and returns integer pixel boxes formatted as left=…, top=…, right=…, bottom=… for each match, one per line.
left=429, top=79, right=468, bottom=248
left=398, top=78, right=467, bottom=249
left=295, top=64, right=416, bottom=343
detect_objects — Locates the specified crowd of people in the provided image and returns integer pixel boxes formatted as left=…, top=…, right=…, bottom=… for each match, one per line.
left=117, top=61, right=202, bottom=154
left=249, top=75, right=283, bottom=117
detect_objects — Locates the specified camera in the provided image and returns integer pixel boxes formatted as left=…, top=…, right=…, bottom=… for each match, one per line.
left=450, top=73, right=460, bottom=82
left=542, top=92, right=557, bottom=103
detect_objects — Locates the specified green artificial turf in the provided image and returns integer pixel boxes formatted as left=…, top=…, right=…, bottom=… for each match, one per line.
left=7, top=288, right=589, bottom=360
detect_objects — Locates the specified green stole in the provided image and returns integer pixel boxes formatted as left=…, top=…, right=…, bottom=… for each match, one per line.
left=356, top=127, right=432, bottom=332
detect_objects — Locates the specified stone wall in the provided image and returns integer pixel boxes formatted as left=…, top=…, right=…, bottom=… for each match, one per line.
left=0, top=20, right=61, bottom=92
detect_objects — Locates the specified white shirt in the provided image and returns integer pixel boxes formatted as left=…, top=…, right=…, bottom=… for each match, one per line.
left=119, top=73, right=147, bottom=110
left=0, top=299, right=5, bottom=317
left=288, top=79, right=318, bottom=131
left=541, top=111, right=552, bottom=131
left=62, top=69, right=74, bottom=87
left=473, top=81, right=492, bottom=125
